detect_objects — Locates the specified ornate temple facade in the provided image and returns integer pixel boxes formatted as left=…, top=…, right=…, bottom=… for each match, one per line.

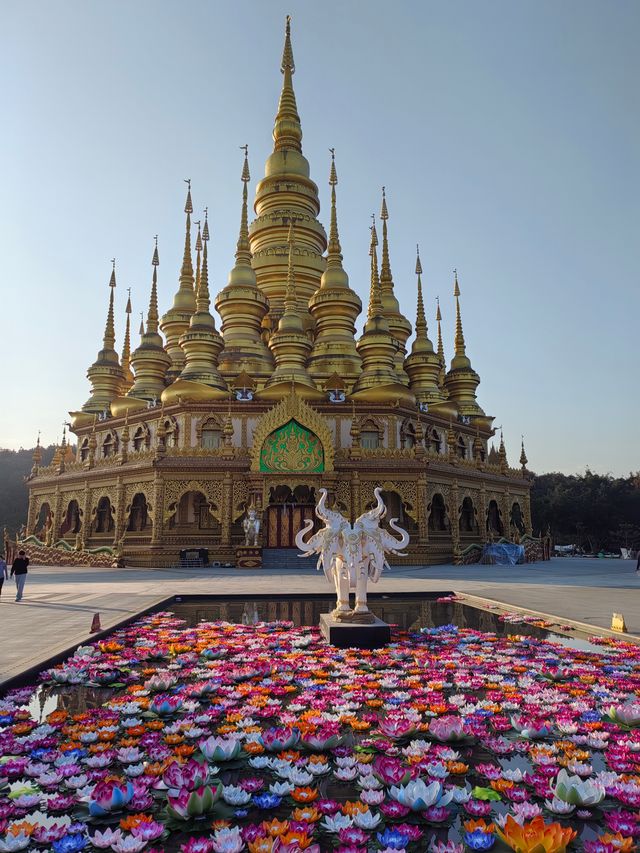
left=24, top=19, right=532, bottom=567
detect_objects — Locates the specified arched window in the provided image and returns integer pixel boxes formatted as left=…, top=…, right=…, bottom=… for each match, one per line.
left=401, top=422, right=416, bottom=450
left=511, top=502, right=525, bottom=535
left=127, top=493, right=149, bottom=532
left=60, top=500, right=81, bottom=536
left=95, top=497, right=114, bottom=533
left=487, top=500, right=504, bottom=536
left=102, top=432, right=117, bottom=458
left=430, top=430, right=442, bottom=454
left=201, top=424, right=222, bottom=450
left=459, top=497, right=476, bottom=533
left=79, top=438, right=90, bottom=461
left=428, top=493, right=448, bottom=532
left=457, top=436, right=467, bottom=459
left=132, top=426, right=149, bottom=452
left=164, top=418, right=178, bottom=448
left=361, top=419, right=382, bottom=450
left=35, top=503, right=52, bottom=538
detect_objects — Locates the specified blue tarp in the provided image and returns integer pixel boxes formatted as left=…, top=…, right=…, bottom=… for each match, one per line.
left=483, top=543, right=525, bottom=565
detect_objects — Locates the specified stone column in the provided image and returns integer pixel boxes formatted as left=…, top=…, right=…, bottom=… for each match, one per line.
left=503, top=490, right=512, bottom=540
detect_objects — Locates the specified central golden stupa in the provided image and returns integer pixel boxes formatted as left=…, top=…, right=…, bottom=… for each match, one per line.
left=25, top=18, right=532, bottom=567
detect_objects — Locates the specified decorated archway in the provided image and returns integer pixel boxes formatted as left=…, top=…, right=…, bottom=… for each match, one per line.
left=250, top=392, right=334, bottom=473
left=259, top=419, right=324, bottom=474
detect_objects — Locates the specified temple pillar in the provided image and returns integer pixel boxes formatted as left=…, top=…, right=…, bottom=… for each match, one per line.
left=479, top=483, right=487, bottom=544
left=80, top=482, right=91, bottom=548
left=151, top=472, right=164, bottom=547
left=523, top=491, right=532, bottom=536
left=25, top=493, right=37, bottom=537
left=450, top=480, right=461, bottom=559
left=502, top=490, right=511, bottom=540
left=113, top=476, right=125, bottom=547
left=350, top=469, right=361, bottom=523
left=51, top=486, right=63, bottom=543
left=417, top=473, right=428, bottom=546
left=221, top=472, right=233, bottom=546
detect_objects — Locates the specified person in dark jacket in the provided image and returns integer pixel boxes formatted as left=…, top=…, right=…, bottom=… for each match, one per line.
left=10, top=550, right=30, bottom=601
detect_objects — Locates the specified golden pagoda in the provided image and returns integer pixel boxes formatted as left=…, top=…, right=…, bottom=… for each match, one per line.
left=25, top=17, right=532, bottom=567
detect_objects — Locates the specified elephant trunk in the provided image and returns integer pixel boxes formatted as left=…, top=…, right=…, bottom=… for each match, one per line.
left=371, top=487, right=386, bottom=519
left=315, top=488, right=329, bottom=522
left=387, top=517, right=410, bottom=553
left=295, top=518, right=315, bottom=553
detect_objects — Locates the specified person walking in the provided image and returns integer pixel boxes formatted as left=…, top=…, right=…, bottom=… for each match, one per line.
left=10, top=550, right=30, bottom=601
left=636, top=549, right=640, bottom=574
left=0, top=554, right=8, bottom=597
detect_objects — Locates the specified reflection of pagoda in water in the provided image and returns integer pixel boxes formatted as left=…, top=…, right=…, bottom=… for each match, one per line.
left=25, top=18, right=532, bottom=567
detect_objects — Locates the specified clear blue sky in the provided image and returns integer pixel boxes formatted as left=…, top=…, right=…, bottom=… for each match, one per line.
left=2, top=0, right=638, bottom=475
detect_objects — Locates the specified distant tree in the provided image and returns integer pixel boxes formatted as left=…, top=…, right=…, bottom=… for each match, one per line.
left=0, top=446, right=55, bottom=535
left=531, top=469, right=640, bottom=553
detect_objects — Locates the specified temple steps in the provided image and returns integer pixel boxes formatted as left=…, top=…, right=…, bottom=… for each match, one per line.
left=261, top=548, right=309, bottom=570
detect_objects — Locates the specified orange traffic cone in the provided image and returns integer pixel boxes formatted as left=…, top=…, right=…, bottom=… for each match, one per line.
left=90, top=613, right=101, bottom=633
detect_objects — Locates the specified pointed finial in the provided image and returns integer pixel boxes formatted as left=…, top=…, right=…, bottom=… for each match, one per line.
left=139, top=312, right=144, bottom=336
left=281, top=14, right=295, bottom=73
left=184, top=178, right=193, bottom=213
left=435, top=296, right=445, bottom=377
left=198, top=215, right=211, bottom=312
left=194, top=219, right=202, bottom=296
left=202, top=208, right=210, bottom=242
left=147, top=238, right=160, bottom=333
left=326, top=148, right=343, bottom=262
left=235, top=148, right=251, bottom=264
left=367, top=217, right=382, bottom=319
left=103, top=261, right=117, bottom=351
left=520, top=435, right=528, bottom=468
left=121, top=287, right=133, bottom=378
left=273, top=15, right=302, bottom=153
left=414, top=245, right=427, bottom=337
left=125, top=287, right=132, bottom=314
left=380, top=186, right=388, bottom=220
left=453, top=268, right=466, bottom=355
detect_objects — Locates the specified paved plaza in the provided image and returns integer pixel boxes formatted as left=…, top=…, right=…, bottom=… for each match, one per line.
left=0, top=557, right=638, bottom=688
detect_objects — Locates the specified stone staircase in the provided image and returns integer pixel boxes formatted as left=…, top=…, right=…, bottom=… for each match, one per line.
left=261, top=548, right=311, bottom=570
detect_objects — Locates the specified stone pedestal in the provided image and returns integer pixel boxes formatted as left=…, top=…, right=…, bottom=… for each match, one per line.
left=319, top=613, right=391, bottom=649
left=235, top=546, right=262, bottom=569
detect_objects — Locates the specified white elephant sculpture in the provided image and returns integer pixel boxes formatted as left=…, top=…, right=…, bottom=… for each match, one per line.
left=295, top=487, right=409, bottom=622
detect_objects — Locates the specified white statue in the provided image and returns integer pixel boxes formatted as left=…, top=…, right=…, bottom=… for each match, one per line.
left=242, top=507, right=261, bottom=547
left=295, top=488, right=409, bottom=623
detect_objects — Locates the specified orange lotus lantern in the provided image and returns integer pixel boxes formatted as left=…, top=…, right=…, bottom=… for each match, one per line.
left=497, top=815, right=577, bottom=853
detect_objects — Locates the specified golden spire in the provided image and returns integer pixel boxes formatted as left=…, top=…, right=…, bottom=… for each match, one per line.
left=444, top=269, right=484, bottom=415
left=519, top=436, right=528, bottom=470
left=82, top=261, right=124, bottom=413
left=273, top=15, right=302, bottom=153
left=352, top=221, right=415, bottom=405
left=404, top=245, right=443, bottom=404
left=378, top=187, right=411, bottom=384
left=498, top=430, right=508, bottom=471
left=261, top=221, right=320, bottom=398
left=127, top=238, right=171, bottom=403
left=308, top=149, right=362, bottom=385
left=215, top=146, right=273, bottom=383
left=31, top=432, right=42, bottom=474
left=138, top=312, right=144, bottom=336
left=159, top=181, right=197, bottom=380
left=436, top=296, right=445, bottom=366
left=194, top=219, right=202, bottom=297
left=103, top=260, right=117, bottom=351
left=120, top=287, right=134, bottom=392
left=367, top=217, right=382, bottom=321
left=453, top=269, right=466, bottom=357
left=163, top=210, right=227, bottom=401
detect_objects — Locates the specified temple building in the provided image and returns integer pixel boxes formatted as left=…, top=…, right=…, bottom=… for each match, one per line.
left=24, top=18, right=532, bottom=567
